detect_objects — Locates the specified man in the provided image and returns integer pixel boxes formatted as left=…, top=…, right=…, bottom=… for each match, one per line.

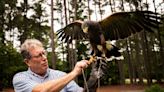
left=13, top=39, right=89, bottom=92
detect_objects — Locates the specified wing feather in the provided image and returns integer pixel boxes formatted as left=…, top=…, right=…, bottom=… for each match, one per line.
left=56, top=21, right=88, bottom=43
left=99, top=11, right=162, bottom=40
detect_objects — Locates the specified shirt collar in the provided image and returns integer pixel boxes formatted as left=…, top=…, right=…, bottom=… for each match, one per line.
left=27, top=68, right=50, bottom=78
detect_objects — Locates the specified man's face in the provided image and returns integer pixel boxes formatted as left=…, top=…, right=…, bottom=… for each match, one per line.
left=26, top=46, right=48, bottom=76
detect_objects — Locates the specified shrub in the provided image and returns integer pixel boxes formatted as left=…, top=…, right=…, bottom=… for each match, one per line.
left=145, top=84, right=164, bottom=92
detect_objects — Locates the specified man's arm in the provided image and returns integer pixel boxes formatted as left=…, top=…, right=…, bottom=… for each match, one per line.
left=32, top=60, right=89, bottom=92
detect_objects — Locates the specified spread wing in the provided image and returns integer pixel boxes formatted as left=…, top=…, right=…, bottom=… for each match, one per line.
left=99, top=11, right=162, bottom=40
left=57, top=21, right=88, bottom=43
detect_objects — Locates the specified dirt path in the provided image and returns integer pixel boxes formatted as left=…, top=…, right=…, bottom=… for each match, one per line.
left=4, top=84, right=163, bottom=92
left=96, top=84, right=145, bottom=92
left=3, top=86, right=145, bottom=92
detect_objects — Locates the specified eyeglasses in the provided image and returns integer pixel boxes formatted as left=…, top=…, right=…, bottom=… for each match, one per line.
left=31, top=50, right=47, bottom=59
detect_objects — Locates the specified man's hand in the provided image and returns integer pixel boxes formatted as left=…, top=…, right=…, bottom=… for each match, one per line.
left=72, top=60, right=89, bottom=76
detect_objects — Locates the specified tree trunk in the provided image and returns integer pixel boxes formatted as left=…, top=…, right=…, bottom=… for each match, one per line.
left=50, top=0, right=57, bottom=69
left=126, top=39, right=134, bottom=84
left=141, top=31, right=152, bottom=84
left=87, top=0, right=91, bottom=20
left=118, top=0, right=125, bottom=85
left=134, top=34, right=143, bottom=84
left=98, top=0, right=102, bottom=19
left=109, top=0, right=115, bottom=13
left=118, top=60, right=125, bottom=84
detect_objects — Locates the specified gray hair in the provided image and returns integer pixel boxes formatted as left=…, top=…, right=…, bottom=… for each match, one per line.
left=20, top=39, right=43, bottom=59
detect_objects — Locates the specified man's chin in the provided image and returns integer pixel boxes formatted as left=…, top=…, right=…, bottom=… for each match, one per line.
left=43, top=65, right=48, bottom=70
left=41, top=66, right=48, bottom=72
left=40, top=67, right=48, bottom=75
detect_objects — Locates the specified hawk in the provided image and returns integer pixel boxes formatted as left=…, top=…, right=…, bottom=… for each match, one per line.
left=57, top=11, right=162, bottom=62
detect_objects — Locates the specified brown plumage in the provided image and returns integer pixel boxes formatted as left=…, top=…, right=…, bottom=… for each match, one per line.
left=57, top=10, right=162, bottom=61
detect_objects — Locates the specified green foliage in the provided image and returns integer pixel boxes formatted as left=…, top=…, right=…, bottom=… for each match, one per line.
left=145, top=84, right=164, bottom=92
left=0, top=0, right=50, bottom=88
left=100, top=61, right=120, bottom=85
left=47, top=52, right=69, bottom=72
left=69, top=0, right=88, bottom=20
left=77, top=42, right=89, bottom=60
left=0, top=43, right=27, bottom=87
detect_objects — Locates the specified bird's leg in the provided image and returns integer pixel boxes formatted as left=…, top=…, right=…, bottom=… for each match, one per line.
left=100, top=34, right=105, bottom=45
left=88, top=54, right=97, bottom=64
left=100, top=44, right=107, bottom=58
left=100, top=34, right=108, bottom=58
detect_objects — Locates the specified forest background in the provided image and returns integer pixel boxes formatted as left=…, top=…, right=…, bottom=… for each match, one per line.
left=0, top=0, right=164, bottom=90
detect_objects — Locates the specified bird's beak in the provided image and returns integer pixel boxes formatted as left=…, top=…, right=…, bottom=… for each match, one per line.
left=83, top=27, right=88, bottom=33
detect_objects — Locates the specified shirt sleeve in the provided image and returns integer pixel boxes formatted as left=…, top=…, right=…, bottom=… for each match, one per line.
left=65, top=80, right=83, bottom=92
left=13, top=73, right=38, bottom=92
left=52, top=70, right=83, bottom=92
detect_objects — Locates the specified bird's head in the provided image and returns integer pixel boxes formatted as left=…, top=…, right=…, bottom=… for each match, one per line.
left=81, top=22, right=89, bottom=33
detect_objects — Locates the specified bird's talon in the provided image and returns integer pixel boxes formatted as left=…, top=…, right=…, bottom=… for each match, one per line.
left=88, top=56, right=96, bottom=64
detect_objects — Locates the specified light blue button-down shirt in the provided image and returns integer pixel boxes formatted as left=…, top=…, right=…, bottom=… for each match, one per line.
left=13, top=68, right=83, bottom=92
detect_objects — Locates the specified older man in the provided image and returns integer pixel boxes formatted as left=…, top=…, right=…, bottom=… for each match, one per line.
left=13, top=39, right=89, bottom=92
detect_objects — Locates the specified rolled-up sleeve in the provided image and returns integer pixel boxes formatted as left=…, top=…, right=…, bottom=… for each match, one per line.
left=13, top=73, right=38, bottom=92
left=65, top=80, right=83, bottom=92
left=52, top=70, right=83, bottom=92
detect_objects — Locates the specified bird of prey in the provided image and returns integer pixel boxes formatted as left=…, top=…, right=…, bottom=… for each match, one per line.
left=57, top=11, right=162, bottom=62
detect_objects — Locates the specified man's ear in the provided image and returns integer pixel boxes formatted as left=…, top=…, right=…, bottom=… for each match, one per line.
left=24, top=59, right=30, bottom=66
